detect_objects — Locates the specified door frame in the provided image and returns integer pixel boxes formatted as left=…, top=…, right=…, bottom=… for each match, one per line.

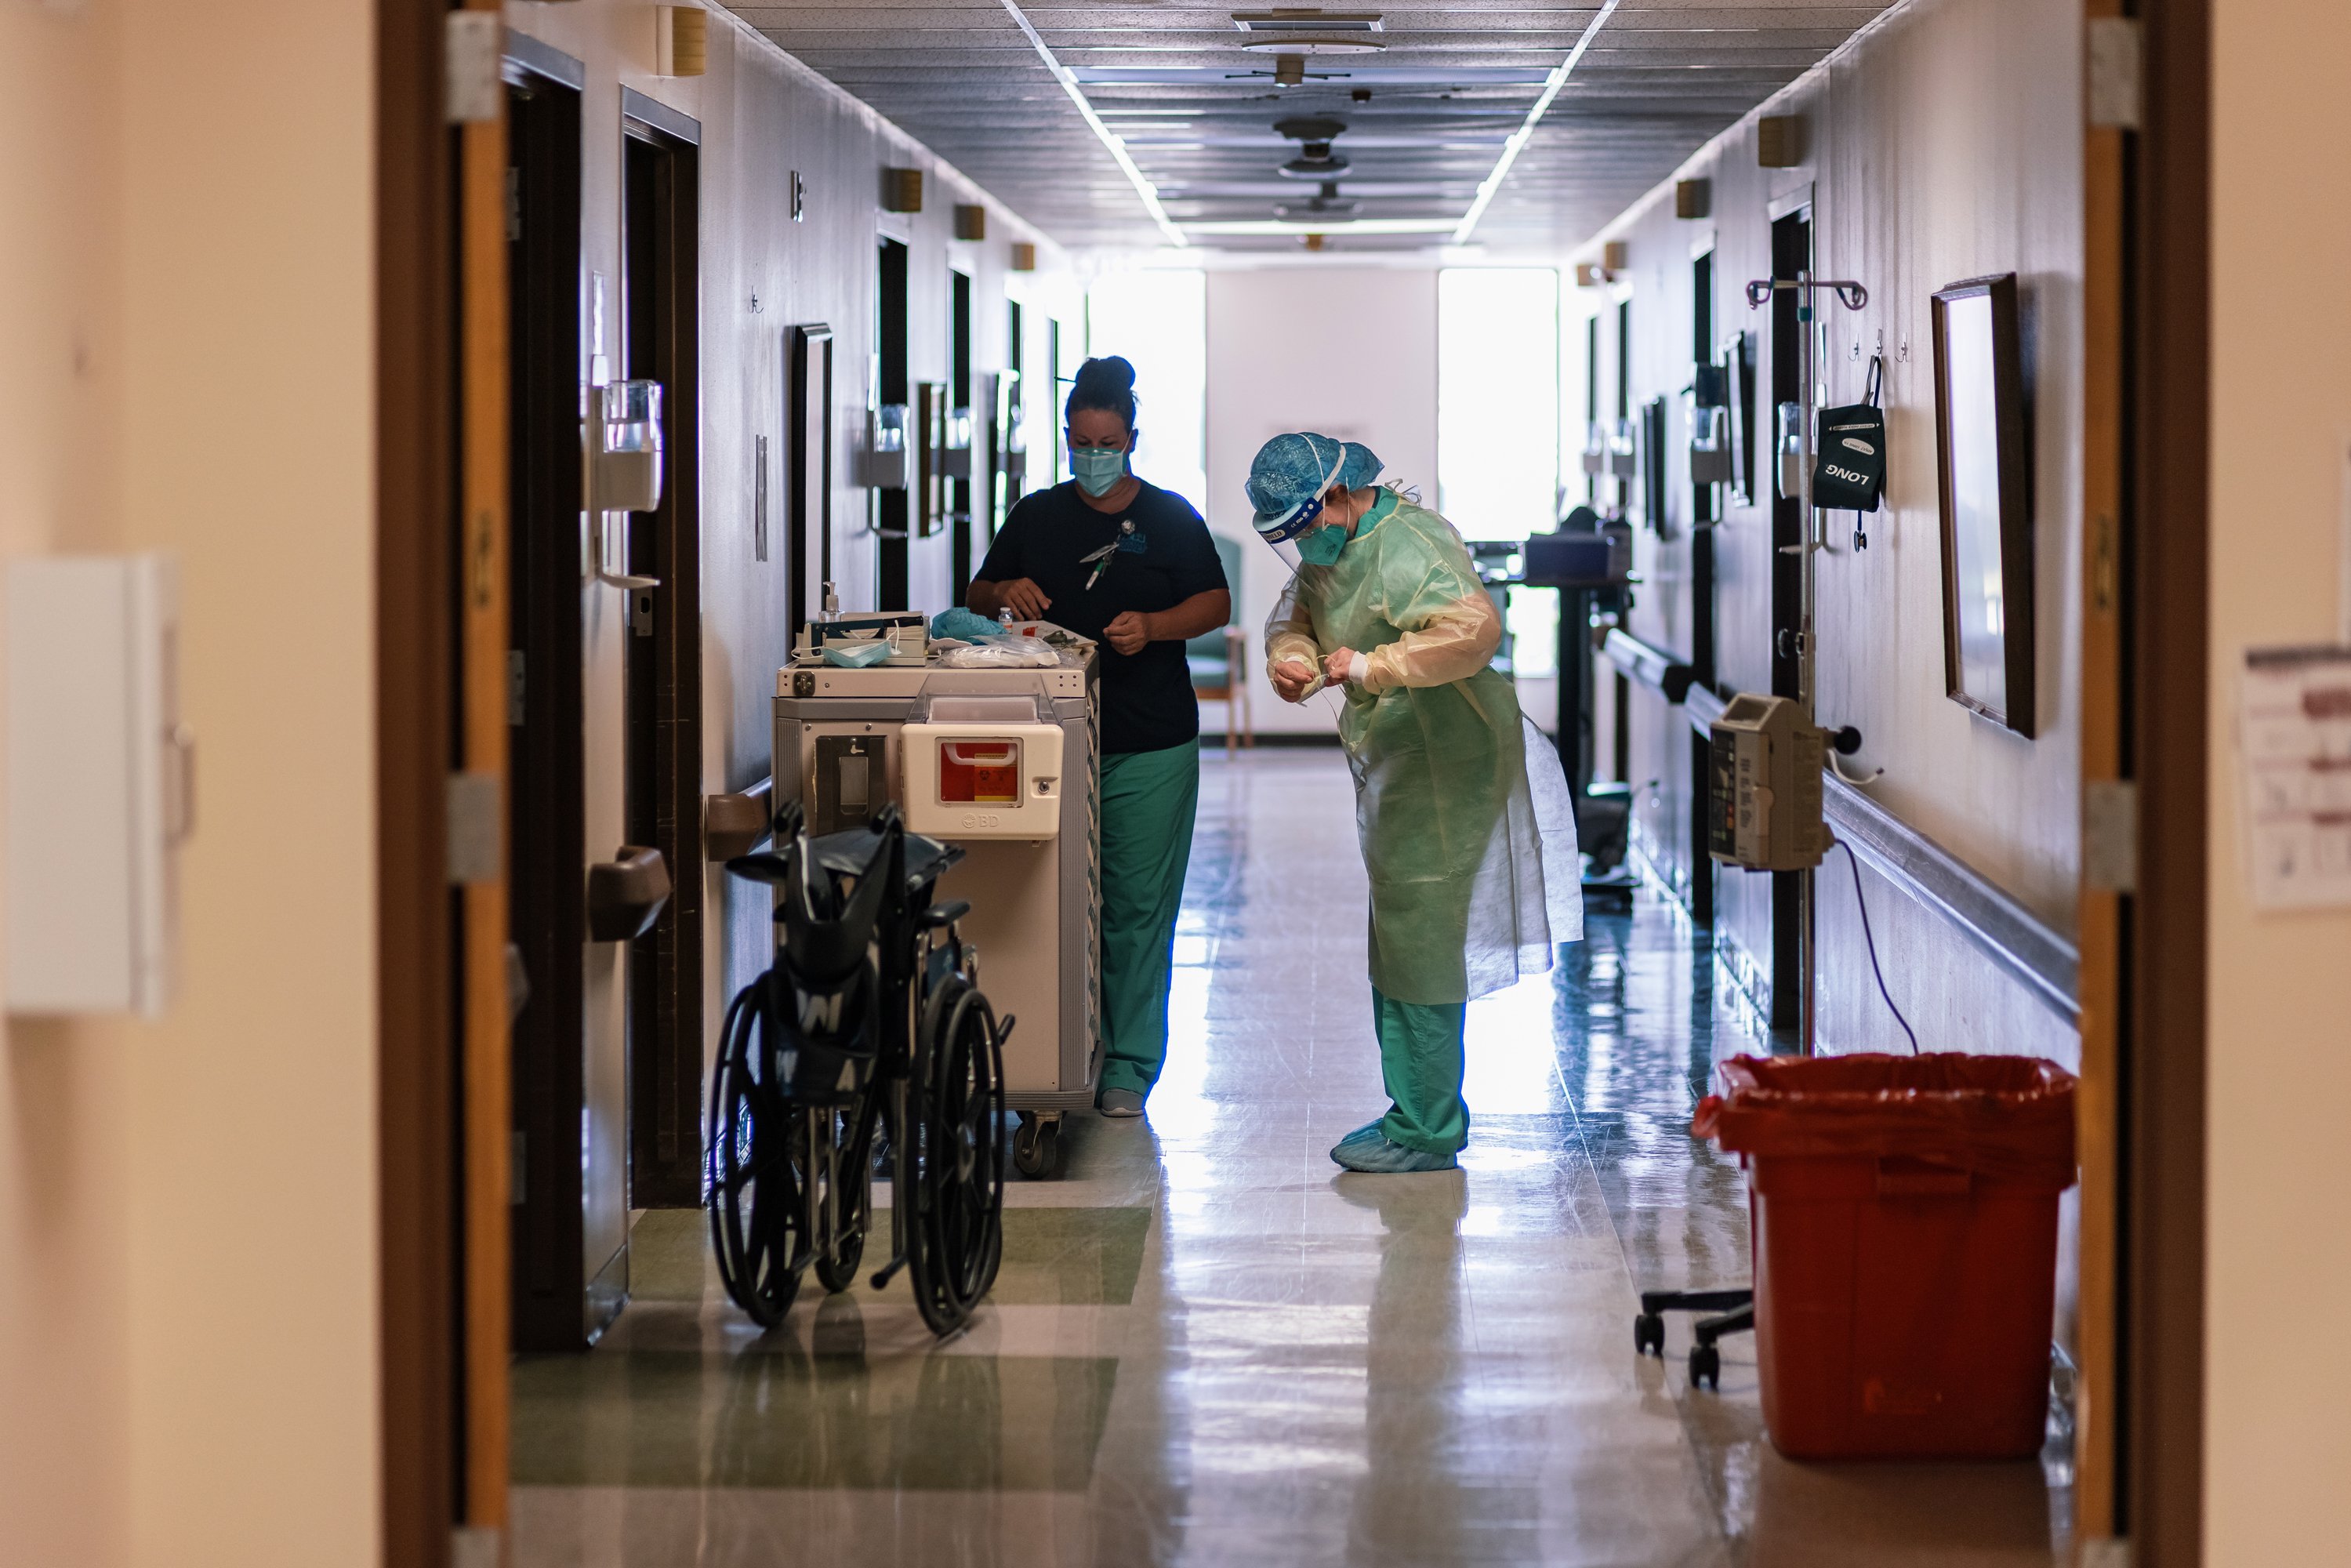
left=1765, top=206, right=1812, bottom=1033
left=377, top=0, right=459, bottom=1560
left=876, top=237, right=912, bottom=608
left=505, top=46, right=592, bottom=1352
left=2121, top=0, right=2210, bottom=1558
left=619, top=95, right=707, bottom=1211
left=1688, top=246, right=1717, bottom=927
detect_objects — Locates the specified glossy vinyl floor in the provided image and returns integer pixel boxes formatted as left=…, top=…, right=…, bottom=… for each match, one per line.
left=513, top=749, right=2070, bottom=1567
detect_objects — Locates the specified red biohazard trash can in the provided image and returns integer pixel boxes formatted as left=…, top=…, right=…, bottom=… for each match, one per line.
left=1693, top=1052, right=2077, bottom=1461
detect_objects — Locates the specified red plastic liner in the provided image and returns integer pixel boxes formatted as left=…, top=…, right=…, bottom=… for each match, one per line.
left=1693, top=1051, right=2077, bottom=1188
left=1693, top=1052, right=2079, bottom=1461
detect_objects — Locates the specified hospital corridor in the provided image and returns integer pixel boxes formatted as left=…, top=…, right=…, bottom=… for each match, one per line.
left=507, top=750, right=2063, bottom=1565
left=0, top=2, right=2345, bottom=1567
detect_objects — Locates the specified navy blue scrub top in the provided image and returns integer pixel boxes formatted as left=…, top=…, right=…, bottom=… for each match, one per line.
left=976, top=478, right=1228, bottom=755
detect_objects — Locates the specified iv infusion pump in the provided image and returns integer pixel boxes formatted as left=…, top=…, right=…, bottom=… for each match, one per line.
left=1708, top=694, right=1832, bottom=872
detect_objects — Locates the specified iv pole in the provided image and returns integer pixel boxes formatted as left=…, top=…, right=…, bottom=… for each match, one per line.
left=1745, top=271, right=1867, bottom=1054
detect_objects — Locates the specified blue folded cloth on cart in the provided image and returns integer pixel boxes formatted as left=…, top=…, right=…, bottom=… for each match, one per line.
left=931, top=606, right=1003, bottom=642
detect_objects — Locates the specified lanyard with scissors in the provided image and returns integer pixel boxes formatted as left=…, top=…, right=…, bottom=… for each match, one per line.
left=1080, top=518, right=1137, bottom=590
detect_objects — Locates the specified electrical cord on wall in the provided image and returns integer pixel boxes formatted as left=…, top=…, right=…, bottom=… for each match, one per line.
left=1836, top=838, right=1918, bottom=1054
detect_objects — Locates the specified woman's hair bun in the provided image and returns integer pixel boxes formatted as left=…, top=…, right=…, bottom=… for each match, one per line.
left=1065, top=354, right=1140, bottom=428
left=1075, top=355, right=1136, bottom=394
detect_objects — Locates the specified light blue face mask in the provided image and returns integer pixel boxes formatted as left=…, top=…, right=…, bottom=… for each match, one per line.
left=1070, top=445, right=1128, bottom=498
left=1296, top=521, right=1348, bottom=567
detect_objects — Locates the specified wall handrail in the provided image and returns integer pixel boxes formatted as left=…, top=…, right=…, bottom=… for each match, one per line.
left=1823, top=773, right=2081, bottom=1024
left=1683, top=681, right=1727, bottom=732
left=1601, top=628, right=1696, bottom=703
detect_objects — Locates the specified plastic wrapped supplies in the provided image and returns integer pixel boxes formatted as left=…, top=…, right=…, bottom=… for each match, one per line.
left=938, top=637, right=1063, bottom=670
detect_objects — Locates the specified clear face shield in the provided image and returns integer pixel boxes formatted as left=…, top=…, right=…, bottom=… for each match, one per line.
left=1259, top=488, right=1330, bottom=571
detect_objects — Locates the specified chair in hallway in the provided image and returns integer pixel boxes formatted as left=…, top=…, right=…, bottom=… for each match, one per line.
left=1187, top=531, right=1254, bottom=750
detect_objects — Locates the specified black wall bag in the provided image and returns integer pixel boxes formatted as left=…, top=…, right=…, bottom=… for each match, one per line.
left=1811, top=355, right=1887, bottom=526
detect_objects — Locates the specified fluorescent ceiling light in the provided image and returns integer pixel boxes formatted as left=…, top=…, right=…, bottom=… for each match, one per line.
left=1232, top=10, right=1384, bottom=34
left=1002, top=1, right=1186, bottom=247
left=1452, top=0, right=1618, bottom=245
left=1183, top=218, right=1460, bottom=237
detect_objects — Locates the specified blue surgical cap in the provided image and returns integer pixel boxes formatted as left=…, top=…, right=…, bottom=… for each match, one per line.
left=1247, top=431, right=1382, bottom=541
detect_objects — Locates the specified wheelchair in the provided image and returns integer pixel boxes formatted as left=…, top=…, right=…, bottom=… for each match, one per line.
left=706, top=801, right=1007, bottom=1337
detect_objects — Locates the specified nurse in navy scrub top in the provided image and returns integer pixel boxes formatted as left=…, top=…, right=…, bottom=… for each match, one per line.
left=967, top=356, right=1230, bottom=1120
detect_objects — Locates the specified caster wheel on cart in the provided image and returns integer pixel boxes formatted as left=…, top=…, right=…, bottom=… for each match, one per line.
left=1689, top=1344, right=1721, bottom=1391
left=1634, top=1313, right=1666, bottom=1357
left=708, top=993, right=804, bottom=1328
left=1012, top=1113, right=1064, bottom=1180
left=907, top=977, right=1006, bottom=1336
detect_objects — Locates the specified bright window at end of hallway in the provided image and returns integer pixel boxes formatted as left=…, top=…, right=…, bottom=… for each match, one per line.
left=1439, top=267, right=1562, bottom=677
left=1083, top=268, right=1208, bottom=510
left=1439, top=267, right=1561, bottom=533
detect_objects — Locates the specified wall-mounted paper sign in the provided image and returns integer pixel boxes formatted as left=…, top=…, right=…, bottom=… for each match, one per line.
left=2240, top=645, right=2351, bottom=910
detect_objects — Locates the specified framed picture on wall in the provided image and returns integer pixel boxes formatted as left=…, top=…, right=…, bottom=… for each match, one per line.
left=1931, top=274, right=2036, bottom=735
left=788, top=323, right=833, bottom=633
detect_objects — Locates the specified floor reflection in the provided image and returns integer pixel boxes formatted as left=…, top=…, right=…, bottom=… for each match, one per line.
left=511, top=749, right=2066, bottom=1567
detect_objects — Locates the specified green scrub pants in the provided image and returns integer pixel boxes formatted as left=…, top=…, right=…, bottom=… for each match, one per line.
left=1373, top=986, right=1469, bottom=1155
left=1097, top=739, right=1201, bottom=1097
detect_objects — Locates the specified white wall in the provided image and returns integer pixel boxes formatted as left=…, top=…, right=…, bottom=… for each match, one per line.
left=2, top=0, right=383, bottom=1563
left=0, top=1, right=132, bottom=1561
left=1205, top=267, right=1439, bottom=735
left=1575, top=0, right=2085, bottom=1073
left=2204, top=2, right=2351, bottom=1558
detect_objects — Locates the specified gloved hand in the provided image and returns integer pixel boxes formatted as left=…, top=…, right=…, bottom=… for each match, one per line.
left=1271, top=659, right=1317, bottom=703
left=1323, top=647, right=1369, bottom=686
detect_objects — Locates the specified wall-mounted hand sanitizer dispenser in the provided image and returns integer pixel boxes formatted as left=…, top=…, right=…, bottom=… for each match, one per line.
left=862, top=402, right=913, bottom=490
left=1776, top=401, right=1808, bottom=500
left=6, top=554, right=187, bottom=1016
left=592, top=379, right=664, bottom=514
left=938, top=406, right=974, bottom=481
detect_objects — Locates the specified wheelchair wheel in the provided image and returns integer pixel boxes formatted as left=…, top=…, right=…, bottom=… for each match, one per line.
left=905, top=975, right=1006, bottom=1335
left=811, top=1095, right=876, bottom=1294
left=707, top=986, right=804, bottom=1328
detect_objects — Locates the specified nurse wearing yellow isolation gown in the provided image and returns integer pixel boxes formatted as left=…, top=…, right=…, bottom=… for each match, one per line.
left=1249, top=431, right=1582, bottom=1173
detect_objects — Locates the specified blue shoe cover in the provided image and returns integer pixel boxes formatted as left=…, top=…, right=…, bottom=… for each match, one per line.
left=1333, top=1120, right=1386, bottom=1149
left=1330, top=1133, right=1458, bottom=1174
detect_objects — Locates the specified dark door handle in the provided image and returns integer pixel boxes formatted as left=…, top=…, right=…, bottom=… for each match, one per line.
left=704, top=779, right=774, bottom=861
left=588, top=846, right=671, bottom=942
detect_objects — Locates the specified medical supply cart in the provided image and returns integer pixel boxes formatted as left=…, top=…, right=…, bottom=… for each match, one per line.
left=772, top=624, right=1101, bottom=1177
